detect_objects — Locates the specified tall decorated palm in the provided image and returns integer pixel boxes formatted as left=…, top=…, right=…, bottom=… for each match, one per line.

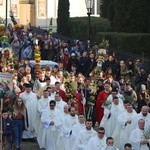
left=49, top=17, right=53, bottom=35
left=9, top=10, right=20, bottom=31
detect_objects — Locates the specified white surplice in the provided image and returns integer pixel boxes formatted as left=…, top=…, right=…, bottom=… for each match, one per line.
left=130, top=128, right=150, bottom=150
left=37, top=97, right=50, bottom=149
left=116, top=109, right=137, bottom=149
left=131, top=113, right=150, bottom=130
left=72, top=123, right=85, bottom=143
left=56, top=112, right=70, bottom=150
left=57, top=115, right=79, bottom=150
left=19, top=91, right=38, bottom=138
left=107, top=94, right=124, bottom=105
left=41, top=108, right=62, bottom=150
left=72, top=128, right=97, bottom=150
left=86, top=136, right=107, bottom=150
left=55, top=99, right=67, bottom=113
left=100, top=103, right=124, bottom=137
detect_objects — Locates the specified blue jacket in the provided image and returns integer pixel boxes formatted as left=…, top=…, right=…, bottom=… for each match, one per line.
left=2, top=117, right=14, bottom=137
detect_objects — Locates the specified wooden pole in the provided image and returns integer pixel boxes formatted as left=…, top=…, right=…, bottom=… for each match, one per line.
left=0, top=98, right=3, bottom=150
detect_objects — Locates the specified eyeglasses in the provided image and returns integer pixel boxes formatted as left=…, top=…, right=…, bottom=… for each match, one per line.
left=50, top=105, right=55, bottom=106
left=98, top=132, right=105, bottom=134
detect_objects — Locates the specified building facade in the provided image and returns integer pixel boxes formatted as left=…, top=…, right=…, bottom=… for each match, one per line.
left=0, top=0, right=100, bottom=31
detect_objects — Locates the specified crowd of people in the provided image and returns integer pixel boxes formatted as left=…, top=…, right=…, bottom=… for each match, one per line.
left=0, top=23, right=150, bottom=150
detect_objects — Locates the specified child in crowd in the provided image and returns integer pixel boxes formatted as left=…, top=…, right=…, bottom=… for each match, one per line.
left=2, top=108, right=14, bottom=150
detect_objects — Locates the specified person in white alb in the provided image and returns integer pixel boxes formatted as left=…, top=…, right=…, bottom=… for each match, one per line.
left=131, top=106, right=150, bottom=130
left=130, top=119, right=150, bottom=150
left=37, top=89, right=51, bottom=149
left=116, top=103, right=137, bottom=149
left=72, top=119, right=97, bottom=150
left=19, top=83, right=38, bottom=139
left=102, top=137, right=119, bottom=150
left=72, top=113, right=86, bottom=140
left=41, top=100, right=62, bottom=150
left=37, top=77, right=51, bottom=98
left=55, top=92, right=67, bottom=113
left=58, top=107, right=79, bottom=150
left=86, top=127, right=107, bottom=150
left=46, top=86, right=55, bottom=101
left=100, top=96, right=124, bottom=137
left=56, top=104, right=70, bottom=150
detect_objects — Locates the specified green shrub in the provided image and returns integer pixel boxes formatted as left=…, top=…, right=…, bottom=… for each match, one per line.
left=95, top=32, right=150, bottom=55
left=69, top=17, right=111, bottom=40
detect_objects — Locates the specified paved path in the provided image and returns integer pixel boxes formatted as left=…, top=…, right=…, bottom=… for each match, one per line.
left=21, top=142, right=40, bottom=150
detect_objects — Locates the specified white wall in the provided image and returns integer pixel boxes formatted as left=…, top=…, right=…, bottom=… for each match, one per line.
left=69, top=0, right=87, bottom=17
left=0, top=1, right=13, bottom=25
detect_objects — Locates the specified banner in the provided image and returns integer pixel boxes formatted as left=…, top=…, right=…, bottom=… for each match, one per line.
left=0, top=72, right=13, bottom=90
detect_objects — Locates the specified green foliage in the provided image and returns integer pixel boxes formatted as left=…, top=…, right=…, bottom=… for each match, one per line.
left=0, top=17, right=4, bottom=24
left=95, top=32, right=150, bottom=55
left=100, top=0, right=150, bottom=33
left=99, top=38, right=110, bottom=49
left=100, top=0, right=111, bottom=18
left=57, top=0, right=70, bottom=35
left=69, top=17, right=111, bottom=41
left=113, top=0, right=150, bottom=32
left=100, top=0, right=115, bottom=28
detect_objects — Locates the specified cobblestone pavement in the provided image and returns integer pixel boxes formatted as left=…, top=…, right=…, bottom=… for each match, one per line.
left=21, top=142, right=40, bottom=150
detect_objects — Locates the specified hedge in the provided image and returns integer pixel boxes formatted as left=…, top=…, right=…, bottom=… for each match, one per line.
left=95, top=32, right=150, bottom=55
left=69, top=17, right=111, bottom=40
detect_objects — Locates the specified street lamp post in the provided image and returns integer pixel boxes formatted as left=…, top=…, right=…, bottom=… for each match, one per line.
left=86, top=0, right=93, bottom=49
left=5, top=0, right=8, bottom=28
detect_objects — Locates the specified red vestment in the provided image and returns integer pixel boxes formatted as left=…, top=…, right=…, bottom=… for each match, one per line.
left=95, top=90, right=110, bottom=124
left=59, top=89, right=68, bottom=102
left=76, top=93, right=84, bottom=114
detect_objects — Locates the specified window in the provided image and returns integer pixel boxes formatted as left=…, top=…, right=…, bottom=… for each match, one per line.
left=91, top=0, right=100, bottom=16
left=38, top=0, right=47, bottom=17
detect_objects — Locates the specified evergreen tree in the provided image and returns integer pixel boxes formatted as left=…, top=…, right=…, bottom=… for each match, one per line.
left=57, top=0, right=70, bottom=35
left=100, top=0, right=115, bottom=30
left=113, top=0, right=150, bottom=32
left=100, top=0, right=111, bottom=18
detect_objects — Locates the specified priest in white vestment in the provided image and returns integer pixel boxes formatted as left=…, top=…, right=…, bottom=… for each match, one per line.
left=41, top=100, right=62, bottom=150
left=19, top=83, right=38, bottom=139
left=72, top=114, right=85, bottom=142
left=73, top=119, right=97, bottom=150
left=57, top=107, right=79, bottom=150
left=131, top=106, right=150, bottom=130
left=37, top=77, right=51, bottom=98
left=86, top=127, right=107, bottom=150
left=101, top=137, right=119, bottom=150
left=106, top=88, right=124, bottom=107
left=55, top=92, right=67, bottom=113
left=47, top=86, right=55, bottom=100
left=116, top=104, right=137, bottom=149
left=130, top=119, right=150, bottom=150
left=56, top=104, right=70, bottom=149
left=100, top=96, right=124, bottom=137
left=37, top=90, right=51, bottom=149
